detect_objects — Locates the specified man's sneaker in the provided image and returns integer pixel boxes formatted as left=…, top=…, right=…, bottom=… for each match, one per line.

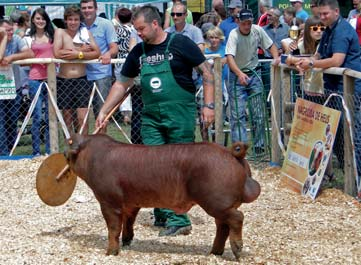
left=158, top=225, right=192, bottom=237
left=154, top=218, right=166, bottom=227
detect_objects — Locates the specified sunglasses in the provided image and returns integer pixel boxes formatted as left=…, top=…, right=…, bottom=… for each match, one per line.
left=310, top=26, right=326, bottom=32
left=170, top=12, right=185, bottom=17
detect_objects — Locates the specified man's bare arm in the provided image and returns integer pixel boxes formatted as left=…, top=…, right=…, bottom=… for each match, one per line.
left=195, top=60, right=215, bottom=125
left=53, top=29, right=65, bottom=59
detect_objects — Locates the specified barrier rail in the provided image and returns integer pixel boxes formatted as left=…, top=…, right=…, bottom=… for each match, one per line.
left=4, top=56, right=225, bottom=153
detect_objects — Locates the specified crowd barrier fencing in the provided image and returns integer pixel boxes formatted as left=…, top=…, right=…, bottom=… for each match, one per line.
left=6, top=57, right=360, bottom=197
left=4, top=56, right=225, bottom=154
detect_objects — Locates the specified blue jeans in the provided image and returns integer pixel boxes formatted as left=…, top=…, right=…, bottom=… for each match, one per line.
left=353, top=85, right=361, bottom=178
left=0, top=93, right=21, bottom=155
left=92, top=76, right=113, bottom=119
left=29, top=80, right=50, bottom=155
left=227, top=71, right=263, bottom=144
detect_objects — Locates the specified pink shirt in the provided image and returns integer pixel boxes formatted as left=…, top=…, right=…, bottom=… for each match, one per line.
left=28, top=41, right=54, bottom=80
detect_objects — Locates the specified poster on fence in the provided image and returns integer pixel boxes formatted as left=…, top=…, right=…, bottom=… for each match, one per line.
left=0, top=66, right=16, bottom=100
left=281, top=98, right=341, bottom=199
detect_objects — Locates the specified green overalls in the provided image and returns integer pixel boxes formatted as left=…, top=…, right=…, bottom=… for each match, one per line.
left=140, top=34, right=195, bottom=227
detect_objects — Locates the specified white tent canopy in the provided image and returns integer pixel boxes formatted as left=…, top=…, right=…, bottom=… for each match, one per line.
left=1, top=1, right=170, bottom=20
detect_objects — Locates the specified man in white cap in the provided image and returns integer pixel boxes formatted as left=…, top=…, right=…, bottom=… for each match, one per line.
left=226, top=8, right=279, bottom=150
left=290, top=0, right=309, bottom=22
left=220, top=0, right=243, bottom=43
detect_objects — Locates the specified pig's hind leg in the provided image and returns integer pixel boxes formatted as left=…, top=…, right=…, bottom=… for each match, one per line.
left=100, top=203, right=123, bottom=255
left=122, top=207, right=140, bottom=246
left=210, top=218, right=230, bottom=256
left=226, top=208, right=244, bottom=260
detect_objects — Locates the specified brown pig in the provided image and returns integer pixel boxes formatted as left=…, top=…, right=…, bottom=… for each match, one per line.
left=66, top=133, right=261, bottom=260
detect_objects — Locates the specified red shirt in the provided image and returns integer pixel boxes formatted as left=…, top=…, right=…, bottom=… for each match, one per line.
left=356, top=17, right=361, bottom=45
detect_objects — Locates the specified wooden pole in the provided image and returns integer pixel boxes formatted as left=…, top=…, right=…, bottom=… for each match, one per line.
left=47, top=63, right=59, bottom=153
left=271, top=65, right=281, bottom=165
left=343, top=73, right=357, bottom=196
left=213, top=56, right=224, bottom=145
left=282, top=68, right=292, bottom=146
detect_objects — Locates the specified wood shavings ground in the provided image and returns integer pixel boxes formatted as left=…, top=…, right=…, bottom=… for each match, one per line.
left=1, top=159, right=360, bottom=265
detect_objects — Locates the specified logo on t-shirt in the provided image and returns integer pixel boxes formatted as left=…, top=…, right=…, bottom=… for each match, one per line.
left=143, top=52, right=173, bottom=65
left=150, top=77, right=162, bottom=93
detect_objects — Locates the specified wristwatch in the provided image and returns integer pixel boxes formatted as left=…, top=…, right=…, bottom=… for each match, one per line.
left=78, top=51, right=84, bottom=59
left=308, top=59, right=314, bottom=68
left=204, top=102, right=215, bottom=110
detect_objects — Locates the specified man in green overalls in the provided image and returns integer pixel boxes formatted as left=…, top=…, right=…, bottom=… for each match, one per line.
left=96, top=6, right=215, bottom=237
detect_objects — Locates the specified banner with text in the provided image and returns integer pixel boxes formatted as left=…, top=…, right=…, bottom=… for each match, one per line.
left=273, top=0, right=311, bottom=13
left=0, top=66, right=16, bottom=100
left=281, top=98, right=341, bottom=199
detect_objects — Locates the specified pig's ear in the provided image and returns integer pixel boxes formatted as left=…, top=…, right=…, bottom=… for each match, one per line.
left=231, top=142, right=248, bottom=160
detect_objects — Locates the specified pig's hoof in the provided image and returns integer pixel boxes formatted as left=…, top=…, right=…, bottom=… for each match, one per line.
left=122, top=238, right=132, bottom=246
left=106, top=248, right=119, bottom=256
left=230, top=239, right=243, bottom=260
left=210, top=249, right=224, bottom=256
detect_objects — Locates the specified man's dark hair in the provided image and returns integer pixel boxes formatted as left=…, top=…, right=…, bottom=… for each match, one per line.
left=80, top=0, right=98, bottom=9
left=64, top=5, right=84, bottom=21
left=317, top=0, right=339, bottom=9
left=0, top=19, right=12, bottom=27
left=118, top=8, right=132, bottom=24
left=133, top=5, right=161, bottom=25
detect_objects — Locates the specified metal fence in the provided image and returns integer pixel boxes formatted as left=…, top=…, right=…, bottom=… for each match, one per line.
left=1, top=58, right=275, bottom=162
left=6, top=57, right=360, bottom=198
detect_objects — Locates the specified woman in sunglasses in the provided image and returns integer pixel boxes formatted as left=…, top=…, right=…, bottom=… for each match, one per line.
left=299, top=16, right=325, bottom=56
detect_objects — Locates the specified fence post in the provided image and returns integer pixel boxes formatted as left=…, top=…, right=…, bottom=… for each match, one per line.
left=343, top=73, right=356, bottom=196
left=47, top=62, right=59, bottom=153
left=213, top=56, right=224, bottom=145
left=282, top=68, right=292, bottom=146
left=271, top=64, right=281, bottom=165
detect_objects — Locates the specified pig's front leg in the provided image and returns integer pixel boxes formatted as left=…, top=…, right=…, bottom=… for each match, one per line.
left=100, top=203, right=123, bottom=255
left=122, top=207, right=140, bottom=246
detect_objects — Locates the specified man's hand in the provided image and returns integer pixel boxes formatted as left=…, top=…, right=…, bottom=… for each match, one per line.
left=80, top=44, right=93, bottom=52
left=58, top=49, right=77, bottom=60
left=201, top=107, right=215, bottom=128
left=238, top=71, right=250, bottom=86
left=0, top=56, right=11, bottom=66
left=95, top=110, right=108, bottom=131
left=272, top=57, right=281, bottom=66
left=0, top=28, right=7, bottom=38
left=99, top=52, right=112, bottom=64
left=295, top=58, right=312, bottom=75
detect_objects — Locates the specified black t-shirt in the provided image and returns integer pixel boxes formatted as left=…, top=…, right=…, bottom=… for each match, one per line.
left=121, top=33, right=206, bottom=92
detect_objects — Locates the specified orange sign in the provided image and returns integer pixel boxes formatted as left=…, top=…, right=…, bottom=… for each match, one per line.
left=281, top=98, right=341, bottom=199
